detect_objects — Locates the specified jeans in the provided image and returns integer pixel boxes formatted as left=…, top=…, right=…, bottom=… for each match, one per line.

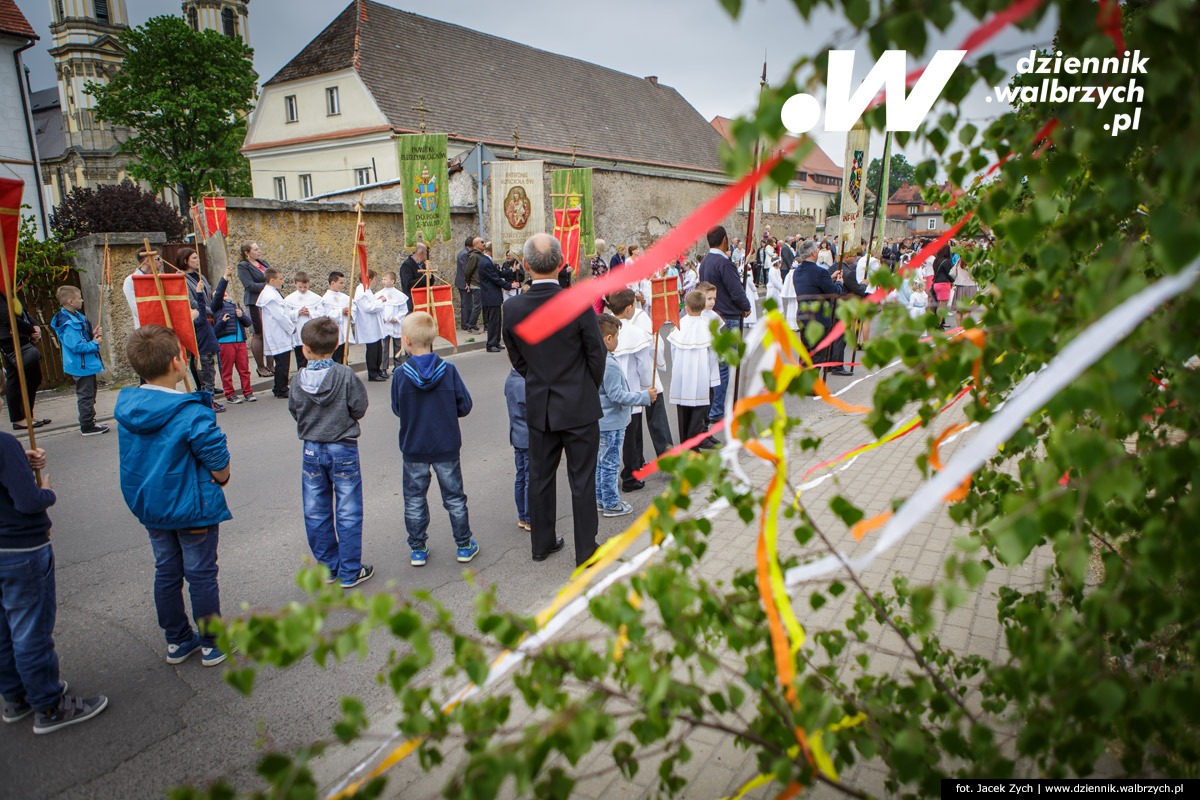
left=513, top=447, right=530, bottom=524
left=708, top=318, right=743, bottom=421
left=147, top=525, right=221, bottom=648
left=75, top=374, right=97, bottom=428
left=301, top=441, right=364, bottom=584
left=595, top=429, right=624, bottom=509
left=0, top=545, right=62, bottom=711
left=402, top=459, right=473, bottom=550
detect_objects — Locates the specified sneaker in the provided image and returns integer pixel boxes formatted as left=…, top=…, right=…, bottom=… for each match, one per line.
left=244, top=394, right=258, bottom=403
left=3, top=681, right=67, bottom=723
left=341, top=564, right=374, bottom=588
left=517, top=520, right=531, bottom=531
left=165, top=634, right=202, bottom=664
left=602, top=501, right=634, bottom=518
left=456, top=540, right=480, bottom=563
left=32, top=694, right=108, bottom=734
left=212, top=403, right=226, bottom=413
left=80, top=425, right=109, bottom=436
left=201, top=646, right=228, bottom=667
left=596, top=500, right=605, bottom=511
left=411, top=547, right=428, bottom=567
left=226, top=395, right=244, bottom=405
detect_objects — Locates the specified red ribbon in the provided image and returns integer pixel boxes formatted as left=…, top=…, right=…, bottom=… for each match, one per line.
left=633, top=421, right=725, bottom=481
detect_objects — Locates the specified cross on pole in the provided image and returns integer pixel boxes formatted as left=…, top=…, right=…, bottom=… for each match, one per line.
left=512, top=126, right=520, bottom=158
left=411, top=97, right=431, bottom=133
left=571, top=136, right=578, bottom=166
left=142, top=237, right=193, bottom=392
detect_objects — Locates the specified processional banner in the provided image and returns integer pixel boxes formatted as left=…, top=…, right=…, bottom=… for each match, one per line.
left=397, top=133, right=452, bottom=247
left=133, top=273, right=199, bottom=357
left=839, top=120, right=868, bottom=255
left=0, top=177, right=21, bottom=296
left=410, top=284, right=457, bottom=347
left=491, top=160, right=545, bottom=263
left=550, top=168, right=594, bottom=268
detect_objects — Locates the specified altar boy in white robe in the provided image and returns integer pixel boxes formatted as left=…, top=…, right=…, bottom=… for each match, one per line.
left=257, top=267, right=305, bottom=398
left=608, top=290, right=656, bottom=490
left=376, top=271, right=409, bottom=368
left=322, top=271, right=352, bottom=364
left=352, top=269, right=387, bottom=381
left=668, top=289, right=721, bottom=449
left=285, top=271, right=326, bottom=369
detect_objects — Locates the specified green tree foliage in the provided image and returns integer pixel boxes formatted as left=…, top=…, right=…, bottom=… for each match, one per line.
left=866, top=153, right=917, bottom=202
left=180, top=0, right=1200, bottom=797
left=50, top=182, right=187, bottom=241
left=87, top=16, right=256, bottom=210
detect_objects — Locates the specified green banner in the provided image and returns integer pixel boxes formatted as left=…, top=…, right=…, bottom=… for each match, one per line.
left=397, top=133, right=452, bottom=247
left=550, top=168, right=594, bottom=259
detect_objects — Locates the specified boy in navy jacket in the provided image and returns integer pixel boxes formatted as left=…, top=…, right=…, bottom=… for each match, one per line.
left=114, top=326, right=232, bottom=668
left=50, top=285, right=108, bottom=436
left=390, top=312, right=477, bottom=567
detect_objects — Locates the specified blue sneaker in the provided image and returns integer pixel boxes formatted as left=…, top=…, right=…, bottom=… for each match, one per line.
left=456, top=539, right=480, bottom=563
left=411, top=547, right=428, bottom=566
left=201, top=646, right=228, bottom=668
left=166, top=634, right=202, bottom=665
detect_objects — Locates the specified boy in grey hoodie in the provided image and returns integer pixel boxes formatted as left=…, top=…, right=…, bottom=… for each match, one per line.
left=287, top=317, right=373, bottom=589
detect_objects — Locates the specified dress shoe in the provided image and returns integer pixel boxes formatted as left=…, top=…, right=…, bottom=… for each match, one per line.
left=621, top=479, right=645, bottom=492
left=368, top=375, right=388, bottom=382
left=486, top=347, right=502, bottom=352
left=532, top=537, right=565, bottom=562
left=829, top=368, right=854, bottom=377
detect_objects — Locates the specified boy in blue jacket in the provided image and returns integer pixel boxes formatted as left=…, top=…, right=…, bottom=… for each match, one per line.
left=390, top=312, right=478, bottom=567
left=50, top=285, right=108, bottom=436
left=114, top=326, right=232, bottom=667
left=595, top=314, right=654, bottom=518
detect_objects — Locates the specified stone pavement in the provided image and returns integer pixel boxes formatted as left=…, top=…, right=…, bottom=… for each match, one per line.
left=333, top=362, right=1053, bottom=800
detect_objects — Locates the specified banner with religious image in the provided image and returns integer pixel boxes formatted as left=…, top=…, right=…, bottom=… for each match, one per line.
left=550, top=168, right=594, bottom=267
left=839, top=120, right=868, bottom=256
left=491, top=160, right=545, bottom=263
left=397, top=133, right=452, bottom=247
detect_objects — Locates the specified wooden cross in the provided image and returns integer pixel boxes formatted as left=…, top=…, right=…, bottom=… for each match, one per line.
left=571, top=136, right=578, bottom=166
left=512, top=126, right=520, bottom=158
left=548, top=171, right=578, bottom=210
left=411, top=97, right=431, bottom=133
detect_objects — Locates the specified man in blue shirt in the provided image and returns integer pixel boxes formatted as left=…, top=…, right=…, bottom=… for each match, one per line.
left=791, top=240, right=851, bottom=376
left=697, top=225, right=751, bottom=424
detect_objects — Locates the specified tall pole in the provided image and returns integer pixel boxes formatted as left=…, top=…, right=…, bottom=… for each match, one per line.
left=733, top=60, right=768, bottom=412
left=143, top=238, right=193, bottom=392
left=0, top=224, right=40, bottom=481
left=344, top=198, right=365, bottom=365
left=864, top=131, right=891, bottom=266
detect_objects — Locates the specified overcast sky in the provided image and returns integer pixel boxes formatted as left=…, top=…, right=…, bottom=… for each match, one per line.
left=18, top=0, right=1056, bottom=173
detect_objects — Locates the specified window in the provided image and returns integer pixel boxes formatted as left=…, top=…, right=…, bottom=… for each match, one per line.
left=908, top=204, right=918, bottom=215
left=299, top=174, right=313, bottom=198
left=326, top=87, right=340, bottom=116
left=187, top=8, right=198, bottom=29
left=222, top=8, right=238, bottom=38
left=274, top=177, right=287, bottom=201
left=284, top=95, right=298, bottom=123
left=778, top=191, right=789, bottom=213
left=94, top=0, right=110, bottom=24
left=55, top=0, right=64, bottom=22
left=355, top=168, right=373, bottom=186
left=927, top=218, right=937, bottom=230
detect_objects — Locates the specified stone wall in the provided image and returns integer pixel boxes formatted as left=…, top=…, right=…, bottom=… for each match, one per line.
left=824, top=216, right=912, bottom=245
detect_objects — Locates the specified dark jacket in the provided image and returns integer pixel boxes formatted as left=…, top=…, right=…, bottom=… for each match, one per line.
left=288, top=362, right=368, bottom=443
left=609, top=253, right=625, bottom=270
left=464, top=249, right=482, bottom=289
left=557, top=264, right=573, bottom=289
left=504, top=367, right=528, bottom=449
left=399, top=255, right=422, bottom=304
left=498, top=259, right=524, bottom=287
left=791, top=260, right=844, bottom=329
left=453, top=247, right=470, bottom=290
left=840, top=261, right=869, bottom=297
left=187, top=273, right=227, bottom=355
left=932, top=257, right=955, bottom=286
left=213, top=300, right=252, bottom=341
left=501, top=282, right=606, bottom=432
left=478, top=254, right=506, bottom=307
left=237, top=258, right=270, bottom=306
left=0, top=294, right=37, bottom=354
left=698, top=251, right=751, bottom=320
left=780, top=243, right=795, bottom=269
left=0, top=431, right=55, bottom=547
left=114, top=386, right=232, bottom=529
left=390, top=353, right=472, bottom=462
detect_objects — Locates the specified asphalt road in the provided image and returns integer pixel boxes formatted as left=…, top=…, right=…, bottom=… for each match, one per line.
left=0, top=322, right=870, bottom=799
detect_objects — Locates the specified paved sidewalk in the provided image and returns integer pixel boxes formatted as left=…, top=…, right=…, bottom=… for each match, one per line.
left=327, top=361, right=1050, bottom=800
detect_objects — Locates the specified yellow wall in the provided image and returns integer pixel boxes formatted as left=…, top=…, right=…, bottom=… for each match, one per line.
left=248, top=69, right=386, bottom=146
left=249, top=137, right=400, bottom=200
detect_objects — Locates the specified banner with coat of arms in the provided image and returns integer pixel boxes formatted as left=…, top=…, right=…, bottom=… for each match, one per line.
left=838, top=120, right=868, bottom=256
left=397, top=133, right=452, bottom=247
left=550, top=168, right=594, bottom=269
left=491, top=160, right=545, bottom=264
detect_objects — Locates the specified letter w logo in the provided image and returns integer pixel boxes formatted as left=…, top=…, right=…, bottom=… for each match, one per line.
left=782, top=50, right=966, bottom=133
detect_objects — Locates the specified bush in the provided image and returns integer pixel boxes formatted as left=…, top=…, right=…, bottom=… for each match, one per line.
left=50, top=181, right=186, bottom=241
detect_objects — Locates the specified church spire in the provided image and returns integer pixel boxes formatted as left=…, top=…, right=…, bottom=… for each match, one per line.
left=181, top=0, right=251, bottom=49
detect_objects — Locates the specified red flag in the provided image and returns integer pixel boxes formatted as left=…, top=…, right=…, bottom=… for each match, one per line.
left=650, top=275, right=680, bottom=332
left=0, top=177, right=22, bottom=296
left=410, top=284, right=457, bottom=347
left=133, top=273, right=199, bottom=357
left=202, top=196, right=228, bottom=237
left=191, top=202, right=210, bottom=240
left=553, top=206, right=582, bottom=273
left=355, top=220, right=369, bottom=288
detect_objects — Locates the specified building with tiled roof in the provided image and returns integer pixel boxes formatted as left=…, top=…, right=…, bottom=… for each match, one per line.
left=244, top=0, right=730, bottom=201
left=0, top=0, right=49, bottom=234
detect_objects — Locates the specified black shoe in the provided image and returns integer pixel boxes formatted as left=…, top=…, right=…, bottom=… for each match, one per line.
left=81, top=424, right=110, bottom=436
left=273, top=392, right=289, bottom=399
left=14, top=419, right=51, bottom=431
left=829, top=368, right=854, bottom=377
left=698, top=437, right=721, bottom=450
left=532, top=538, right=565, bottom=562
left=368, top=375, right=388, bottom=382
left=622, top=479, right=645, bottom=492
left=33, top=694, right=108, bottom=734
left=486, top=347, right=502, bottom=352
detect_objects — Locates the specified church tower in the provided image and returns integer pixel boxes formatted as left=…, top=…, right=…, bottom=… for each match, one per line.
left=182, top=1, right=251, bottom=49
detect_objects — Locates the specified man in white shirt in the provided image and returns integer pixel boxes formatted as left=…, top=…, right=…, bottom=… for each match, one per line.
left=122, top=249, right=158, bottom=328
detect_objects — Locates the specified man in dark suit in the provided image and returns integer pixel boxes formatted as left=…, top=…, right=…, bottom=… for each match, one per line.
left=697, top=225, right=751, bottom=424
left=477, top=242, right=511, bottom=352
left=454, top=236, right=480, bottom=333
left=503, top=233, right=608, bottom=565
left=399, top=243, right=428, bottom=315
left=791, top=240, right=850, bottom=375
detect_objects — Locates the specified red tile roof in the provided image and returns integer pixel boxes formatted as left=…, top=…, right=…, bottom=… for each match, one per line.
left=710, top=116, right=841, bottom=193
left=0, top=0, right=37, bottom=40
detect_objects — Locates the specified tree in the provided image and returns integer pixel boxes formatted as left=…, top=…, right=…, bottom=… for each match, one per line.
left=826, top=191, right=841, bottom=217
left=87, top=16, right=256, bottom=211
left=50, top=182, right=187, bottom=241
left=180, top=1, right=1200, bottom=798
left=865, top=152, right=916, bottom=202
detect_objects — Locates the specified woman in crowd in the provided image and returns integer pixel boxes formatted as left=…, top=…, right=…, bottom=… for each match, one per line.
left=237, top=241, right=273, bottom=377
left=0, top=293, right=48, bottom=431
left=816, top=239, right=834, bottom=268
left=930, top=244, right=956, bottom=330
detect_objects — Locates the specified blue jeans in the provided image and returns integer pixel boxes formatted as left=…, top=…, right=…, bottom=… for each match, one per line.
left=595, top=429, right=624, bottom=509
left=147, top=526, right=221, bottom=648
left=301, top=441, right=364, bottom=584
left=513, top=447, right=530, bottom=525
left=403, top=459, right=473, bottom=550
left=708, top=318, right=744, bottom=421
left=0, top=545, right=62, bottom=711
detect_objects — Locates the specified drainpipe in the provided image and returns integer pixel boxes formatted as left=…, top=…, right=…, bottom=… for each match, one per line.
left=14, top=39, right=49, bottom=236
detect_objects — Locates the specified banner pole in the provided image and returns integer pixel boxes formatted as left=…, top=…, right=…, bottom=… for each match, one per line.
left=143, top=238, right=193, bottom=392
left=344, top=201, right=365, bottom=365
left=0, top=224, right=41, bottom=481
